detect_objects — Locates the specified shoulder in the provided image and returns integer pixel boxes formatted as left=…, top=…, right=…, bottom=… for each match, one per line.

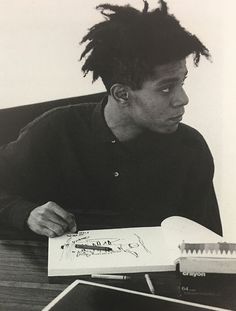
left=21, top=102, right=98, bottom=134
left=178, top=123, right=214, bottom=168
left=178, top=123, right=211, bottom=152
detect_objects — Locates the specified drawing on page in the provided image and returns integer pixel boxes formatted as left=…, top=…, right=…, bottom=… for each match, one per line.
left=59, top=233, right=151, bottom=260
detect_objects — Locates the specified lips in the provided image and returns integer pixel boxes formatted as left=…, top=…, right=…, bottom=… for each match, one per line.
left=168, top=114, right=183, bottom=122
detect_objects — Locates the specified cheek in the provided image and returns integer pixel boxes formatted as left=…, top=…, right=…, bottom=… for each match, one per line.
left=133, top=93, right=170, bottom=121
left=145, top=98, right=169, bottom=118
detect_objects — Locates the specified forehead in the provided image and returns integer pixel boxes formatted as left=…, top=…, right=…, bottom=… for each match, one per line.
left=145, top=59, right=187, bottom=85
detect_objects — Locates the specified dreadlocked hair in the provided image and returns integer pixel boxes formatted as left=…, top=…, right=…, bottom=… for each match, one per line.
left=80, top=0, right=210, bottom=92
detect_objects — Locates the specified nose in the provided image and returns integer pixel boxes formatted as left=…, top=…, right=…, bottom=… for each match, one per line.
left=171, top=87, right=189, bottom=108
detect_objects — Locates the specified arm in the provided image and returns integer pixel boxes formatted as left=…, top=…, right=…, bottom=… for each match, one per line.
left=184, top=180, right=222, bottom=236
left=198, top=181, right=222, bottom=235
left=0, top=112, right=76, bottom=237
left=180, top=133, right=222, bottom=236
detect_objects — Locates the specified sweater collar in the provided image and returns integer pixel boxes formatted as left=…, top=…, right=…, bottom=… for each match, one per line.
left=91, top=95, right=183, bottom=145
left=92, top=96, right=117, bottom=143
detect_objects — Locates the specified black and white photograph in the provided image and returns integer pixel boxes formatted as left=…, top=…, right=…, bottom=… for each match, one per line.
left=0, top=0, right=235, bottom=310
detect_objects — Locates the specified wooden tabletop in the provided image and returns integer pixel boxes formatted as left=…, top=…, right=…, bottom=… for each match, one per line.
left=0, top=238, right=176, bottom=310
left=0, top=239, right=67, bottom=311
left=0, top=228, right=236, bottom=311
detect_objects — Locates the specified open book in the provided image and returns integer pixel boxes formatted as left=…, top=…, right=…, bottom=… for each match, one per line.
left=48, top=216, right=235, bottom=277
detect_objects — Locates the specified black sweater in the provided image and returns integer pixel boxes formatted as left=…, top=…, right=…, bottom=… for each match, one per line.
left=0, top=99, right=222, bottom=235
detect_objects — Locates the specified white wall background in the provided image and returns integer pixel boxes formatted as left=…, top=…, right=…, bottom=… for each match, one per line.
left=0, top=0, right=235, bottom=238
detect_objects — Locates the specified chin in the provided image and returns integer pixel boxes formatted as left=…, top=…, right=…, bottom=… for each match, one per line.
left=152, top=124, right=179, bottom=134
left=166, top=125, right=179, bottom=134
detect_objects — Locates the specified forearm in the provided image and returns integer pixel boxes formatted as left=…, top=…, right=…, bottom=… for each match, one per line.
left=0, top=190, right=38, bottom=231
left=181, top=181, right=222, bottom=236
left=201, top=183, right=222, bottom=236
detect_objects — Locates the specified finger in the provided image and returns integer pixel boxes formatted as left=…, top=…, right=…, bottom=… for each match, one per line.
left=68, top=222, right=77, bottom=233
left=40, top=227, right=57, bottom=238
left=33, top=205, right=68, bottom=232
left=66, top=214, right=77, bottom=232
left=47, top=212, right=77, bottom=233
left=43, top=215, right=76, bottom=234
left=27, top=219, right=56, bottom=238
left=42, top=220, right=66, bottom=236
left=46, top=209, right=69, bottom=231
left=47, top=202, right=76, bottom=227
left=49, top=207, right=77, bottom=232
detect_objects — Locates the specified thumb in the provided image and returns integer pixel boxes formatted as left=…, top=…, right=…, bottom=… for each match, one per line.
left=68, top=218, right=77, bottom=233
left=70, top=224, right=77, bottom=233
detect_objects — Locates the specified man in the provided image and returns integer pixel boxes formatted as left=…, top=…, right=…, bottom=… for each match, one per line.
left=0, top=1, right=222, bottom=237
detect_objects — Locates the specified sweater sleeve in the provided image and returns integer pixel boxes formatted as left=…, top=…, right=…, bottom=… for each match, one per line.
left=199, top=181, right=222, bottom=235
left=180, top=131, right=222, bottom=236
left=0, top=190, right=39, bottom=230
left=0, top=111, right=59, bottom=231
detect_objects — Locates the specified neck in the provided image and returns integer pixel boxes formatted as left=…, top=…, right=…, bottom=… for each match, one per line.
left=104, top=96, right=142, bottom=142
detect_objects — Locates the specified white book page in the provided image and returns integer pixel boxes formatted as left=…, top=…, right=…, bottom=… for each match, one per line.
left=161, top=216, right=223, bottom=244
left=161, top=216, right=224, bottom=259
left=48, top=217, right=226, bottom=276
left=48, top=226, right=176, bottom=276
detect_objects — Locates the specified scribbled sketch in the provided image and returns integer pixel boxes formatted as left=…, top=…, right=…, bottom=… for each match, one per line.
left=59, top=232, right=151, bottom=261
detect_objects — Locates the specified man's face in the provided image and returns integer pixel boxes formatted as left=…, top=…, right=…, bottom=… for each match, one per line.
left=128, top=59, right=189, bottom=134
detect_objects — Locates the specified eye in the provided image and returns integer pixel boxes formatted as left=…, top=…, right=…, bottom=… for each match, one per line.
left=160, top=87, right=171, bottom=94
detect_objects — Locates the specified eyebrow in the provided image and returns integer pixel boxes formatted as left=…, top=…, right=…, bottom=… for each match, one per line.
left=158, top=71, right=188, bottom=86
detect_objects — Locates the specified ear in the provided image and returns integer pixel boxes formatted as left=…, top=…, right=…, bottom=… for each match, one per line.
left=110, top=84, right=130, bottom=105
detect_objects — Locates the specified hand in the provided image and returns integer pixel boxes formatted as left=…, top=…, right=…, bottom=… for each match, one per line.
left=27, top=201, right=77, bottom=237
